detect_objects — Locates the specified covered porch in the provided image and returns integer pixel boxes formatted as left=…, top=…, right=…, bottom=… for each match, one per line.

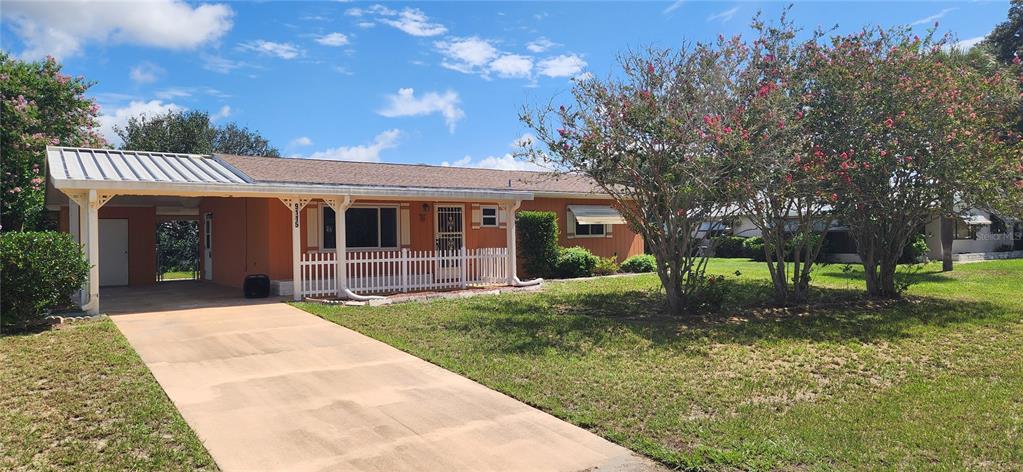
left=46, top=147, right=539, bottom=315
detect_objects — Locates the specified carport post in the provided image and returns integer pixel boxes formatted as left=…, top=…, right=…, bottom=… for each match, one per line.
left=505, top=200, right=522, bottom=285
left=279, top=197, right=311, bottom=301
left=324, top=196, right=352, bottom=298
left=69, top=199, right=84, bottom=306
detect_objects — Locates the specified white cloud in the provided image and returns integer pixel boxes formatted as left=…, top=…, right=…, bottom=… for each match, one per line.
left=489, top=54, right=533, bottom=78
left=201, top=54, right=245, bottom=74
left=96, top=100, right=184, bottom=144
left=443, top=154, right=545, bottom=171
left=240, top=40, right=302, bottom=59
left=573, top=71, right=594, bottom=82
left=435, top=36, right=499, bottom=74
left=2, top=0, right=233, bottom=60
left=356, top=21, right=376, bottom=28
left=537, top=54, right=587, bottom=77
left=511, top=133, right=535, bottom=149
left=212, top=105, right=231, bottom=120
left=290, top=136, right=313, bottom=147
left=299, top=129, right=401, bottom=162
left=154, top=86, right=229, bottom=100
left=526, top=37, right=558, bottom=53
left=911, top=8, right=957, bottom=26
left=129, top=62, right=163, bottom=84
left=663, top=0, right=685, bottom=15
left=707, top=7, right=739, bottom=23
left=316, top=32, right=350, bottom=47
left=379, top=7, right=447, bottom=36
left=378, top=88, right=465, bottom=132
left=947, top=36, right=986, bottom=51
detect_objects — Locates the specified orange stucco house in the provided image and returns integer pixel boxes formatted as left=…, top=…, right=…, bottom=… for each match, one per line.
left=45, top=146, right=643, bottom=314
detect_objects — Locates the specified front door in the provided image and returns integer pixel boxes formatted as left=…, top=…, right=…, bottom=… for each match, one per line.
left=204, top=212, right=214, bottom=280
left=435, top=206, right=464, bottom=280
left=99, top=219, right=129, bottom=286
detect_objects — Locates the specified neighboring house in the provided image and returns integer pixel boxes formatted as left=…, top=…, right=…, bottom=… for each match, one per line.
left=728, top=210, right=1023, bottom=262
left=44, top=146, right=643, bottom=314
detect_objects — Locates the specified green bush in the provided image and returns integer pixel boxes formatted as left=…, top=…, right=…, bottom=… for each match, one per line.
left=712, top=236, right=748, bottom=258
left=555, top=246, right=599, bottom=278
left=899, top=233, right=930, bottom=263
left=743, top=237, right=766, bottom=261
left=516, top=211, right=559, bottom=278
left=593, top=256, right=620, bottom=276
left=620, top=254, right=657, bottom=273
left=1, top=231, right=89, bottom=330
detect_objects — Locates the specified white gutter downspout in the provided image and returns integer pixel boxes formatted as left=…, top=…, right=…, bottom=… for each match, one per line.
left=506, top=200, right=543, bottom=288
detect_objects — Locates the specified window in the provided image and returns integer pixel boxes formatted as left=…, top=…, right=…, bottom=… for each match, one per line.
left=322, top=206, right=398, bottom=249
left=953, top=219, right=978, bottom=240
left=575, top=221, right=605, bottom=236
left=481, top=206, right=498, bottom=227
left=990, top=214, right=1007, bottom=234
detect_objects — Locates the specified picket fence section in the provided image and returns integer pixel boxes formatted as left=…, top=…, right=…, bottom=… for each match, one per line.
left=298, top=247, right=509, bottom=297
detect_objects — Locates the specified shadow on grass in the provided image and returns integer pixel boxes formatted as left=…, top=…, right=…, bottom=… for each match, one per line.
left=440, top=278, right=1011, bottom=355
left=823, top=266, right=957, bottom=284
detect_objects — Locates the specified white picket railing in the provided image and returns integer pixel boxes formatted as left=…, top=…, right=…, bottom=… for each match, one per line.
left=298, top=247, right=509, bottom=297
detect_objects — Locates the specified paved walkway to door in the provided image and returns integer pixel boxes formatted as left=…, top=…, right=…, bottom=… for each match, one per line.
left=109, top=285, right=660, bottom=472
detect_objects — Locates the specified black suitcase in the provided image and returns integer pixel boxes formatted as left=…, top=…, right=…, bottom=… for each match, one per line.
left=243, top=274, right=270, bottom=298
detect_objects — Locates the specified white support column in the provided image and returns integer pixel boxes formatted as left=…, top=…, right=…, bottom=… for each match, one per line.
left=506, top=200, right=521, bottom=285
left=68, top=199, right=83, bottom=306
left=322, top=196, right=351, bottom=298
left=74, top=190, right=114, bottom=315
left=279, top=197, right=312, bottom=301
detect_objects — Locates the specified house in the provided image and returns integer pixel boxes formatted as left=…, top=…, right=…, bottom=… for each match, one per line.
left=728, top=210, right=1023, bottom=262
left=44, top=146, right=644, bottom=314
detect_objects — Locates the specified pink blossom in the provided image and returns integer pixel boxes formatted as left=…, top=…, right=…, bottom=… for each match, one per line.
left=884, top=117, right=894, bottom=128
left=723, top=126, right=733, bottom=134
left=879, top=150, right=888, bottom=157
left=1014, top=55, right=1021, bottom=65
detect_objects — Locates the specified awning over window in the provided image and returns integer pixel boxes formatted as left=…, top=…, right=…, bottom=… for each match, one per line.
left=568, top=205, right=626, bottom=225
left=961, top=212, right=993, bottom=225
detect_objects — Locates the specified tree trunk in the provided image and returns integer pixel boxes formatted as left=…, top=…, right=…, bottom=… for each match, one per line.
left=878, top=258, right=899, bottom=298
left=940, top=216, right=954, bottom=272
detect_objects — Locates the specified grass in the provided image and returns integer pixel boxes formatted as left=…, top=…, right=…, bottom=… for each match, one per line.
left=0, top=319, right=216, bottom=471
left=160, top=271, right=197, bottom=280
left=297, top=259, right=1023, bottom=471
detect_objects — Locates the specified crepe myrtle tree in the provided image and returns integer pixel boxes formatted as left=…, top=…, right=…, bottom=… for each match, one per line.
left=711, top=14, right=835, bottom=305
left=520, top=45, right=739, bottom=315
left=810, top=28, right=1023, bottom=297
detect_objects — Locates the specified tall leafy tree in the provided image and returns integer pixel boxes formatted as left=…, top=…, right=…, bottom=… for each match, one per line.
left=984, top=0, right=1023, bottom=63
left=810, top=28, right=1022, bottom=297
left=713, top=14, right=833, bottom=304
left=521, top=45, right=738, bottom=316
left=116, top=109, right=280, bottom=157
left=1, top=53, right=105, bottom=231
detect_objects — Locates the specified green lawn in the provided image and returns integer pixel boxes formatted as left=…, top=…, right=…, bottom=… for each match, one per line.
left=297, top=259, right=1023, bottom=471
left=0, top=319, right=216, bottom=471
left=160, top=270, right=197, bottom=280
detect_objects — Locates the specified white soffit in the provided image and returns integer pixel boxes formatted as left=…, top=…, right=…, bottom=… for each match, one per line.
left=568, top=205, right=626, bottom=225
left=47, top=146, right=250, bottom=185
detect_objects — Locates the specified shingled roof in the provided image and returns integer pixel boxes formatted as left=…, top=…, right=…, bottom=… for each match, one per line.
left=216, top=154, right=603, bottom=195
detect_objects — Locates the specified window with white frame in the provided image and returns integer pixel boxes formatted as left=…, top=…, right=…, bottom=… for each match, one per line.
left=481, top=206, right=498, bottom=227
left=322, top=206, right=398, bottom=249
left=575, top=221, right=606, bottom=236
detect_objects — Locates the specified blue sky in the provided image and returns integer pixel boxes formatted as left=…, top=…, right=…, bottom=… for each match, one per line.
left=1, top=1, right=1012, bottom=169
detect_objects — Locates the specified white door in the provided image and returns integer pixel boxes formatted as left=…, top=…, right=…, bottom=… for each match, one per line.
left=99, top=219, right=129, bottom=286
left=435, top=206, right=464, bottom=281
left=204, top=212, right=213, bottom=280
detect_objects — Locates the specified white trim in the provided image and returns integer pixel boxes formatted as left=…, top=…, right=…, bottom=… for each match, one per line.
left=322, top=203, right=401, bottom=251
left=566, top=209, right=608, bottom=239
left=480, top=205, right=499, bottom=228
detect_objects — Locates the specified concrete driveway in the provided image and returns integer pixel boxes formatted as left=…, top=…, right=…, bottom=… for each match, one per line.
left=110, top=285, right=658, bottom=471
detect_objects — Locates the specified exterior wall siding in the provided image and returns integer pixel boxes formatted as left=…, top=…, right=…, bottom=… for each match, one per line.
left=57, top=205, right=157, bottom=287
left=519, top=197, right=644, bottom=262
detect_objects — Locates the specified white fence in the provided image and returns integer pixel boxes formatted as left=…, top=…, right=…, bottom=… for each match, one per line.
left=299, top=247, right=509, bottom=297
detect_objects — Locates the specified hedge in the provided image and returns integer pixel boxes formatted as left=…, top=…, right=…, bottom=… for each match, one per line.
left=621, top=254, right=657, bottom=273
left=555, top=246, right=599, bottom=278
left=516, top=211, right=559, bottom=278
left=1, top=231, right=89, bottom=330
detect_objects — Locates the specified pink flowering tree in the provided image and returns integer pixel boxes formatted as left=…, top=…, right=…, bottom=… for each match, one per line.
left=520, top=45, right=739, bottom=315
left=711, top=14, right=835, bottom=305
left=810, top=28, right=1023, bottom=297
left=1, top=53, right=105, bottom=231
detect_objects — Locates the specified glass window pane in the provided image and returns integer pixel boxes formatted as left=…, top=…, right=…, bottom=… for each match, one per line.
left=380, top=207, right=397, bottom=247
left=322, top=207, right=336, bottom=249
left=346, top=208, right=378, bottom=247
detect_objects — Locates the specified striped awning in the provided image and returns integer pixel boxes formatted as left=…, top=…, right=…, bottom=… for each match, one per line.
left=568, top=205, right=626, bottom=225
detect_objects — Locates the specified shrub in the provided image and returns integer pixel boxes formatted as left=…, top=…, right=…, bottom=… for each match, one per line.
left=593, top=256, right=620, bottom=276
left=712, top=236, right=748, bottom=258
left=516, top=211, right=559, bottom=278
left=743, top=237, right=766, bottom=261
left=555, top=246, right=599, bottom=278
left=1, top=231, right=89, bottom=330
left=898, top=233, right=930, bottom=263
left=620, top=254, right=657, bottom=273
